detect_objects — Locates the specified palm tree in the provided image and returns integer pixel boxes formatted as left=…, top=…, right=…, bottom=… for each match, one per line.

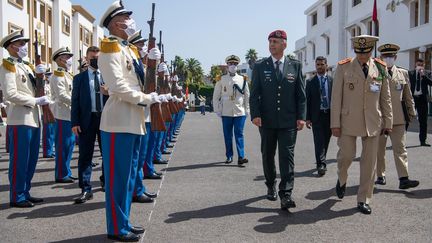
left=245, top=49, right=258, bottom=69
left=210, top=65, right=223, bottom=84
left=185, top=58, right=203, bottom=84
left=173, top=56, right=186, bottom=81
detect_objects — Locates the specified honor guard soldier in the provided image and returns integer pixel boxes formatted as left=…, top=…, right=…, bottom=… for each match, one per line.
left=128, top=30, right=159, bottom=202
left=51, top=47, right=76, bottom=183
left=330, top=35, right=393, bottom=214
left=0, top=30, right=50, bottom=207
left=42, top=70, right=56, bottom=158
left=213, top=55, right=249, bottom=166
left=250, top=30, right=306, bottom=210
left=99, top=1, right=161, bottom=241
left=375, top=44, right=419, bottom=189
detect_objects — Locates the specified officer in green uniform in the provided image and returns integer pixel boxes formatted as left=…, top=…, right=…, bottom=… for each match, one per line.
left=250, top=30, right=306, bottom=210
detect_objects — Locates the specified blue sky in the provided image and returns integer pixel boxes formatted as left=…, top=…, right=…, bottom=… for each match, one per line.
left=71, top=0, right=316, bottom=73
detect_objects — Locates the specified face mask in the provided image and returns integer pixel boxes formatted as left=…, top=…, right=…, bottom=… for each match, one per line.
left=65, top=57, right=73, bottom=70
left=17, top=45, right=28, bottom=58
left=89, top=58, right=98, bottom=69
left=228, top=65, right=237, bottom=74
left=384, top=57, right=395, bottom=67
left=121, top=19, right=136, bottom=37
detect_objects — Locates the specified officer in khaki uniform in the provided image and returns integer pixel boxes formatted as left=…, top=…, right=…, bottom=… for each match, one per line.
left=50, top=47, right=76, bottom=183
left=331, top=35, right=393, bottom=214
left=99, top=1, right=161, bottom=241
left=0, top=30, right=50, bottom=207
left=213, top=55, right=249, bottom=166
left=375, top=43, right=419, bottom=189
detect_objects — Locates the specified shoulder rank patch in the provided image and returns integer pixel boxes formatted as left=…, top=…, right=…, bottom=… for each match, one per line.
left=1, top=58, right=16, bottom=73
left=128, top=44, right=140, bottom=59
left=54, top=70, right=65, bottom=77
left=338, top=58, right=352, bottom=65
left=101, top=38, right=121, bottom=53
left=374, top=58, right=387, bottom=67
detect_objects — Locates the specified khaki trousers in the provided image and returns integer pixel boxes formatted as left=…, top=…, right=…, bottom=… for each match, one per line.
left=376, top=125, right=409, bottom=178
left=337, top=135, right=379, bottom=204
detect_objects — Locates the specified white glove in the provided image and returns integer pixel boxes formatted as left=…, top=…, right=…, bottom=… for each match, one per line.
left=178, top=97, right=184, bottom=102
left=149, top=92, right=161, bottom=104
left=35, top=96, right=51, bottom=105
left=148, top=48, right=161, bottom=60
left=158, top=94, right=168, bottom=103
left=0, top=102, right=6, bottom=108
left=158, top=62, right=168, bottom=73
left=216, top=111, right=222, bottom=117
left=166, top=93, right=172, bottom=101
left=35, top=64, right=46, bottom=74
left=173, top=75, right=179, bottom=82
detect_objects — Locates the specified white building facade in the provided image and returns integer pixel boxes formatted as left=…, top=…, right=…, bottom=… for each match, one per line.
left=0, top=0, right=104, bottom=72
left=295, top=0, right=432, bottom=78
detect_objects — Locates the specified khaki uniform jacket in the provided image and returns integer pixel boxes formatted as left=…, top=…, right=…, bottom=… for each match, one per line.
left=0, top=57, right=40, bottom=127
left=50, top=68, right=73, bottom=121
left=331, top=57, right=393, bottom=137
left=388, top=66, right=416, bottom=125
left=98, top=35, right=152, bottom=135
left=213, top=73, right=250, bottom=117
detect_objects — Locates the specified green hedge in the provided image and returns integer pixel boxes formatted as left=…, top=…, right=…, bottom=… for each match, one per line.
left=188, top=84, right=214, bottom=104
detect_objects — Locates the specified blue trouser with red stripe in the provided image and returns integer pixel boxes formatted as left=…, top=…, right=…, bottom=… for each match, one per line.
left=101, top=131, right=140, bottom=236
left=143, top=122, right=156, bottom=176
left=134, top=124, right=150, bottom=196
left=168, top=114, right=177, bottom=142
left=8, top=125, right=40, bottom=203
left=161, top=122, right=170, bottom=153
left=154, top=122, right=169, bottom=161
left=176, top=109, right=185, bottom=130
left=222, top=116, right=247, bottom=160
left=42, top=122, right=56, bottom=157
left=55, top=119, right=75, bottom=180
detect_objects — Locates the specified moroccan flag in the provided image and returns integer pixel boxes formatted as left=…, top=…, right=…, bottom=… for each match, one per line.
left=185, top=85, right=189, bottom=99
left=372, top=0, right=379, bottom=36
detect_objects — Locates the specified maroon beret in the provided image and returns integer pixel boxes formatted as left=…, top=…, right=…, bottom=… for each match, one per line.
left=268, top=30, right=287, bottom=40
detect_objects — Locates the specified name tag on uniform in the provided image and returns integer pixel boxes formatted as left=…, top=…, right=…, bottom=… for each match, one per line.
left=264, top=71, right=272, bottom=82
left=370, top=83, right=381, bottom=93
left=395, top=83, right=403, bottom=91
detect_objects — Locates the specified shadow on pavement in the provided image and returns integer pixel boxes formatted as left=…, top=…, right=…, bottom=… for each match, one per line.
left=165, top=196, right=276, bottom=223
left=48, top=234, right=111, bottom=243
left=254, top=199, right=357, bottom=233
left=7, top=201, right=105, bottom=219
left=306, top=185, right=360, bottom=200
left=163, top=161, right=240, bottom=172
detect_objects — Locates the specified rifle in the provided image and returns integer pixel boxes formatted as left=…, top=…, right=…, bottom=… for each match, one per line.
left=33, top=30, right=55, bottom=123
left=157, top=32, right=173, bottom=122
left=145, top=3, right=166, bottom=131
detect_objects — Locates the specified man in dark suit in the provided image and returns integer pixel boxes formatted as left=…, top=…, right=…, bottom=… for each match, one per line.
left=408, top=58, right=432, bottom=146
left=71, top=46, right=108, bottom=204
left=250, top=30, right=306, bottom=210
left=306, top=56, right=332, bottom=176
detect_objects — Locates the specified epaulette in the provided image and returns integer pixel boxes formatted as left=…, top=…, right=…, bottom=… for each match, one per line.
left=23, top=61, right=35, bottom=72
left=374, top=58, right=387, bottom=67
left=338, top=58, right=352, bottom=65
left=1, top=58, right=16, bottom=73
left=54, top=70, right=65, bottom=77
left=215, top=75, right=221, bottom=81
left=242, top=75, right=249, bottom=81
left=287, top=55, right=300, bottom=62
left=128, top=44, right=140, bottom=59
left=100, top=38, right=121, bottom=53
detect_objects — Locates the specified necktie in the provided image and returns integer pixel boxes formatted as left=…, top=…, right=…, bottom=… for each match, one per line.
left=275, top=60, right=282, bottom=80
left=94, top=71, right=102, bottom=112
left=320, top=76, right=328, bottom=109
left=388, top=69, right=393, bottom=78
left=416, top=71, right=421, bottom=92
left=362, top=64, right=368, bottom=78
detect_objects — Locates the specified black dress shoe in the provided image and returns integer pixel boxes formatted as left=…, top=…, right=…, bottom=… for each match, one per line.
left=144, top=191, right=158, bottom=198
left=55, top=177, right=74, bottom=183
left=336, top=180, right=346, bottom=199
left=225, top=158, right=233, bottom=164
left=144, top=173, right=162, bottom=180
left=375, top=176, right=386, bottom=185
left=399, top=178, right=419, bottom=189
left=421, top=142, right=431, bottom=147
left=280, top=196, right=296, bottom=210
left=69, top=175, right=78, bottom=180
left=170, top=139, right=177, bottom=143
left=27, top=196, right=44, bottom=203
left=167, top=144, right=174, bottom=148
left=10, top=200, right=34, bottom=208
left=317, top=164, right=327, bottom=176
left=74, top=191, right=93, bottom=204
left=107, top=232, right=140, bottom=242
left=133, top=194, right=154, bottom=203
left=43, top=154, right=55, bottom=158
left=357, top=202, right=372, bottom=214
left=153, top=159, right=168, bottom=164
left=154, top=171, right=163, bottom=176
left=238, top=158, right=249, bottom=166
left=130, top=226, right=145, bottom=234
left=266, top=185, right=277, bottom=201
left=162, top=151, right=171, bottom=155
left=91, top=162, right=99, bottom=167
